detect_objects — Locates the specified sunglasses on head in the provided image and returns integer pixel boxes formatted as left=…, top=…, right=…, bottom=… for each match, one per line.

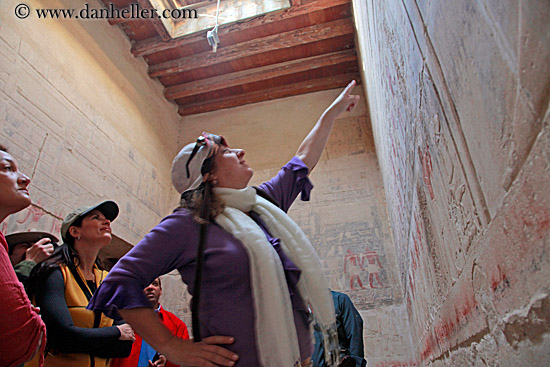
left=185, top=133, right=227, bottom=179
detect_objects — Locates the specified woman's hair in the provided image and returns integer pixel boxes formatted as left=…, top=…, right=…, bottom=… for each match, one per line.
left=64, top=215, right=84, bottom=246
left=26, top=214, right=104, bottom=298
left=180, top=182, right=225, bottom=223
left=0, top=144, right=7, bottom=152
left=179, top=154, right=224, bottom=222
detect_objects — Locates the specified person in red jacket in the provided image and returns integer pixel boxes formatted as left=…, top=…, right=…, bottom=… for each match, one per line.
left=0, top=144, right=47, bottom=367
left=111, top=277, right=189, bottom=367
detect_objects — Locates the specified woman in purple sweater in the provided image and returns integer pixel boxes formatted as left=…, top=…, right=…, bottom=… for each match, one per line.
left=89, top=81, right=360, bottom=367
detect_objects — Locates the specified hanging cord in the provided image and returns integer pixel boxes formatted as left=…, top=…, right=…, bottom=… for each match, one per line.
left=206, top=0, right=221, bottom=52
left=214, top=0, right=220, bottom=28
left=190, top=180, right=213, bottom=342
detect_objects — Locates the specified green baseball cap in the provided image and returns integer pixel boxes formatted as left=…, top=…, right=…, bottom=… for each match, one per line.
left=61, top=200, right=119, bottom=243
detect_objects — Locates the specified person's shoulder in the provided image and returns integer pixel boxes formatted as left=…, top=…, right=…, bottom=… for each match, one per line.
left=159, top=207, right=195, bottom=224
left=172, top=206, right=193, bottom=216
left=161, top=307, right=186, bottom=324
left=332, top=290, right=352, bottom=303
left=162, top=307, right=180, bottom=319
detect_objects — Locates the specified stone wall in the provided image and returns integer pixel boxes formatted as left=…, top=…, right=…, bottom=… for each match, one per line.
left=353, top=0, right=550, bottom=365
left=0, top=0, right=181, bottom=246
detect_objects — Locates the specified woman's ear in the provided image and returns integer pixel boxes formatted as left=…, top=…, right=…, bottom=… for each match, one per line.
left=206, top=173, right=219, bottom=186
left=203, top=171, right=216, bottom=182
left=68, top=226, right=80, bottom=239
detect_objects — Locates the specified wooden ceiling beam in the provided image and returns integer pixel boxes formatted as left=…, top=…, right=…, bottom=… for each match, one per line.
left=149, top=18, right=354, bottom=78
left=177, top=73, right=360, bottom=116
left=107, top=5, right=133, bottom=25
left=164, top=50, right=357, bottom=100
left=131, top=0, right=351, bottom=57
left=136, top=0, right=172, bottom=41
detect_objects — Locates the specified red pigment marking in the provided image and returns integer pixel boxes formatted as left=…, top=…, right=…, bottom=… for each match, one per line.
left=519, top=202, right=550, bottom=240
left=491, top=264, right=507, bottom=292
left=390, top=133, right=398, bottom=158
left=426, top=294, right=478, bottom=357
left=420, top=143, right=435, bottom=200
left=375, top=361, right=417, bottom=367
left=435, top=320, right=455, bottom=343
left=534, top=210, right=550, bottom=238
left=420, top=335, right=435, bottom=361
left=407, top=295, right=413, bottom=316
left=415, top=214, right=423, bottom=246
left=16, top=202, right=46, bottom=224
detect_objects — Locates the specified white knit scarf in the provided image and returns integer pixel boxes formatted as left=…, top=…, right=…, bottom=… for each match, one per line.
left=213, top=186, right=339, bottom=367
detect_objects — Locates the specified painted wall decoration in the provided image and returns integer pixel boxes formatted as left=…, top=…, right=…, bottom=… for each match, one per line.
left=1, top=201, right=63, bottom=237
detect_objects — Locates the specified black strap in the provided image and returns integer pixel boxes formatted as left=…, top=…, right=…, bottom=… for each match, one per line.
left=68, top=265, right=94, bottom=301
left=191, top=181, right=212, bottom=343
left=191, top=186, right=279, bottom=343
left=68, top=265, right=101, bottom=367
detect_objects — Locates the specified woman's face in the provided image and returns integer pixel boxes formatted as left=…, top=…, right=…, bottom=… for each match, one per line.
left=71, top=210, right=112, bottom=246
left=0, top=150, right=31, bottom=219
left=211, top=145, right=254, bottom=189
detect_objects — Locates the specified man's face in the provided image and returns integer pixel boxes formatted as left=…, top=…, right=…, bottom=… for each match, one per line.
left=9, top=242, right=32, bottom=266
left=144, top=278, right=162, bottom=308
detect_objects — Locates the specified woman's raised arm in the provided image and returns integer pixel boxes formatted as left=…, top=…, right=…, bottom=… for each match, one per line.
left=296, top=80, right=360, bottom=171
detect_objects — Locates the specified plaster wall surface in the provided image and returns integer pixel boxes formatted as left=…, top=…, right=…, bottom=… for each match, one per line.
left=0, top=0, right=181, bottom=245
left=353, top=0, right=550, bottom=365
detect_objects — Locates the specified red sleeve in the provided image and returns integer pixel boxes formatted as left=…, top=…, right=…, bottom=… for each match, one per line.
left=0, top=232, right=47, bottom=367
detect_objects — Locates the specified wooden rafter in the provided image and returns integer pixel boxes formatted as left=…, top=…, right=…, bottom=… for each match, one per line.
left=164, top=50, right=357, bottom=100
left=136, top=0, right=171, bottom=41
left=107, top=5, right=134, bottom=25
left=131, top=0, right=351, bottom=57
left=149, top=18, right=354, bottom=77
left=177, top=74, right=360, bottom=116
left=101, top=0, right=358, bottom=116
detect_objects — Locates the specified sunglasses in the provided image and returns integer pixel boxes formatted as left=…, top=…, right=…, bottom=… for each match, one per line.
left=185, top=133, right=227, bottom=178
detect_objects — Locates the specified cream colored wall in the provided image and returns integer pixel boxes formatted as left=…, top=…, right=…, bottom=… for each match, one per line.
left=0, top=0, right=181, bottom=244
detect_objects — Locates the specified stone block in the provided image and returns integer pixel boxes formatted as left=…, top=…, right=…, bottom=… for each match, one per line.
left=0, top=20, right=21, bottom=50
left=474, top=124, right=550, bottom=317
left=517, top=0, right=550, bottom=117
left=15, top=69, right=73, bottom=132
left=418, top=0, right=543, bottom=218
left=19, top=39, right=49, bottom=78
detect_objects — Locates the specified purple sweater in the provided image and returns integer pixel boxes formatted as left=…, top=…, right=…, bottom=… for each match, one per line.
left=88, top=157, right=314, bottom=366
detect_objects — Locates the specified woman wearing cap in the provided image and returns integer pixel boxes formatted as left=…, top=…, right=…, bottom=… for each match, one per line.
left=0, top=144, right=47, bottom=367
left=89, top=80, right=360, bottom=366
left=25, top=201, right=134, bottom=367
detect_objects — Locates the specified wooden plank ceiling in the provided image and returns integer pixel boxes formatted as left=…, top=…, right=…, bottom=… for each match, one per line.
left=101, top=0, right=360, bottom=116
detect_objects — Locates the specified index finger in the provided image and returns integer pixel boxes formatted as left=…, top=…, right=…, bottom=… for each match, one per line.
left=197, top=344, right=239, bottom=365
left=35, top=237, right=52, bottom=246
left=201, top=336, right=235, bottom=345
left=342, top=80, right=356, bottom=95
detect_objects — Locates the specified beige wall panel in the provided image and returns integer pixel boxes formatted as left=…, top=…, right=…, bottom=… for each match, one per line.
left=0, top=0, right=181, bottom=245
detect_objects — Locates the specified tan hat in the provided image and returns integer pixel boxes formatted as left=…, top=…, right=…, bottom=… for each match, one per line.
left=61, top=200, right=119, bottom=243
left=6, top=231, right=59, bottom=252
left=171, top=133, right=227, bottom=194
